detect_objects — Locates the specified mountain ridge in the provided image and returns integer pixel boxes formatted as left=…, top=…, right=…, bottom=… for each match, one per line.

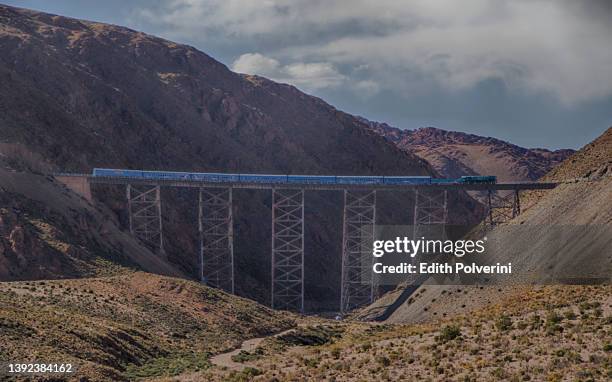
left=360, top=118, right=575, bottom=182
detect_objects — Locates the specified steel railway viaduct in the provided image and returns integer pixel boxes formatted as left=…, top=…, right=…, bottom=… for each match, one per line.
left=55, top=171, right=557, bottom=313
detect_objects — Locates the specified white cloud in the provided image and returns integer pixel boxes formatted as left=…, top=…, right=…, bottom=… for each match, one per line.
left=232, top=53, right=345, bottom=90
left=232, top=53, right=280, bottom=77
left=283, top=62, right=345, bottom=89
left=135, top=0, right=612, bottom=104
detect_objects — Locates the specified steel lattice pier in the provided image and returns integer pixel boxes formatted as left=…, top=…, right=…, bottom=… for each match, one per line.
left=410, top=189, right=448, bottom=284
left=271, top=189, right=305, bottom=312
left=413, top=189, right=448, bottom=226
left=127, top=184, right=163, bottom=252
left=340, top=190, right=377, bottom=314
left=484, top=189, right=521, bottom=229
left=199, top=188, right=234, bottom=293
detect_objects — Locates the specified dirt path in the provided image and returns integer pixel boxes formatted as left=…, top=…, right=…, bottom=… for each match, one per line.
left=210, top=327, right=297, bottom=371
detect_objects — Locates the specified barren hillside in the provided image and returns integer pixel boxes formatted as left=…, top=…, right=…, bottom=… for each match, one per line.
left=361, top=126, right=611, bottom=324
left=544, top=127, right=612, bottom=181
left=0, top=164, right=182, bottom=280
left=0, top=272, right=296, bottom=381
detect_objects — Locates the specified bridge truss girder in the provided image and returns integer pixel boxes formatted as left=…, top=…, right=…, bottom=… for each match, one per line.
left=340, top=190, right=377, bottom=314
left=271, top=188, right=305, bottom=312
left=127, top=184, right=163, bottom=252
left=199, top=188, right=234, bottom=293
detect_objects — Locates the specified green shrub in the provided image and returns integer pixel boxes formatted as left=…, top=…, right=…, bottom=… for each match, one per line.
left=376, top=355, right=391, bottom=367
left=275, top=325, right=341, bottom=347
left=124, top=352, right=211, bottom=379
left=243, top=367, right=262, bottom=376
left=226, top=367, right=263, bottom=382
left=331, top=348, right=341, bottom=359
left=545, top=310, right=563, bottom=335
left=530, top=315, right=542, bottom=330
left=437, top=325, right=461, bottom=343
left=496, top=315, right=513, bottom=331
left=563, top=310, right=576, bottom=320
left=231, top=348, right=264, bottom=363
left=546, top=311, right=562, bottom=324
left=303, top=357, right=319, bottom=368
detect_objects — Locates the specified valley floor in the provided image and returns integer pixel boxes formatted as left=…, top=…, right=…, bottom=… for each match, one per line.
left=172, top=285, right=611, bottom=382
left=1, top=276, right=610, bottom=381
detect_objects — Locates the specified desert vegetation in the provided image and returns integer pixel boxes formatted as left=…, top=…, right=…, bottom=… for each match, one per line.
left=192, top=285, right=611, bottom=381
left=0, top=273, right=295, bottom=380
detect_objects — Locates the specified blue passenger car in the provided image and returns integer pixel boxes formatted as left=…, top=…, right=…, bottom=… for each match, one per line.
left=141, top=171, right=167, bottom=180
left=239, top=174, right=288, bottom=184
left=336, top=176, right=383, bottom=185
left=143, top=170, right=194, bottom=180
left=196, top=173, right=240, bottom=182
left=287, top=175, right=336, bottom=184
left=383, top=176, right=431, bottom=185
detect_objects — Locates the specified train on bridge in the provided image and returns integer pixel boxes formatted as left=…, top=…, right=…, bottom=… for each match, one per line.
left=92, top=168, right=497, bottom=185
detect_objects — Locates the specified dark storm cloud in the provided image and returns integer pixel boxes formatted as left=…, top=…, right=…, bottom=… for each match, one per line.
left=570, top=0, right=612, bottom=22
left=123, top=1, right=612, bottom=104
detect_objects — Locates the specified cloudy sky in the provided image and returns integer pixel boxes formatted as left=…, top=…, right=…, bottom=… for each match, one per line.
left=7, top=0, right=612, bottom=149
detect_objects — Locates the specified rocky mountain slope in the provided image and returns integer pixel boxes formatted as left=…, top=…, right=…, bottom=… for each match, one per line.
left=362, top=119, right=574, bottom=181
left=0, top=4, right=484, bottom=309
left=544, top=127, right=612, bottom=181
left=0, top=164, right=183, bottom=281
left=0, top=272, right=296, bottom=381
left=361, top=126, right=611, bottom=324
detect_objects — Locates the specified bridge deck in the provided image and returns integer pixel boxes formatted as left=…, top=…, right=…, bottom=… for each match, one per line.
left=58, top=174, right=558, bottom=191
